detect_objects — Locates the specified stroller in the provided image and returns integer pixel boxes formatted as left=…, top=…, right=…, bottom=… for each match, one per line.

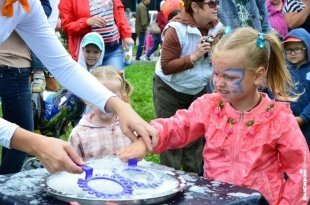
left=32, top=89, right=85, bottom=138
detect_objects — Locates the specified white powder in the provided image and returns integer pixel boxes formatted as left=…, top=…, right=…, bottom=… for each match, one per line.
left=181, top=173, right=198, bottom=182
left=227, top=192, right=261, bottom=198
left=0, top=168, right=48, bottom=197
left=45, top=157, right=185, bottom=201
left=29, top=199, right=40, bottom=204
left=211, top=180, right=221, bottom=187
left=188, top=185, right=214, bottom=194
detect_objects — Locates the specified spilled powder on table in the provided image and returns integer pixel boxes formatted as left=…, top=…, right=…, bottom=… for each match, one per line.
left=180, top=173, right=198, bottom=182
left=210, top=180, right=221, bottom=187
left=184, top=185, right=214, bottom=200
left=227, top=192, right=261, bottom=198
left=0, top=168, right=48, bottom=197
left=189, top=185, right=214, bottom=193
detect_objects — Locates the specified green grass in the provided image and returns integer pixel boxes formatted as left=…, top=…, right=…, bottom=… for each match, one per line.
left=124, top=62, right=160, bottom=163
left=125, top=62, right=156, bottom=122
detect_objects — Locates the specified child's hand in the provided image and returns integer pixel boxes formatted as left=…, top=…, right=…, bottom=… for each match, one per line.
left=117, top=138, right=149, bottom=161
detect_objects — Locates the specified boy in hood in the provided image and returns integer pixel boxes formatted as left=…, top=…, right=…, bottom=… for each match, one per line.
left=78, top=32, right=105, bottom=71
left=283, top=28, right=310, bottom=148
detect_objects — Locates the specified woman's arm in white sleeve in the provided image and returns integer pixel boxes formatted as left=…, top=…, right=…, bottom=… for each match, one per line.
left=1, top=0, right=159, bottom=151
left=14, top=0, right=114, bottom=113
left=0, top=118, right=19, bottom=148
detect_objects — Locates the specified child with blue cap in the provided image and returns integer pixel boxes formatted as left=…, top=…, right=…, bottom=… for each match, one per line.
left=78, top=32, right=105, bottom=71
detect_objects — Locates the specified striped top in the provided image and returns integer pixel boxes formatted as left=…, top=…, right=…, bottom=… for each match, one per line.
left=283, top=0, right=305, bottom=13
left=89, top=0, right=120, bottom=46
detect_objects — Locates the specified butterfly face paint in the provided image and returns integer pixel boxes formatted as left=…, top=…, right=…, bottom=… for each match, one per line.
left=212, top=66, right=245, bottom=94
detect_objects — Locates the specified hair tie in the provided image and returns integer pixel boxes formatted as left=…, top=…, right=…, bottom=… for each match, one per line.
left=224, top=26, right=232, bottom=35
left=256, top=33, right=266, bottom=49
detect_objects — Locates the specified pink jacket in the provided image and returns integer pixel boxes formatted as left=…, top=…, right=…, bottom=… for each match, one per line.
left=151, top=93, right=310, bottom=205
left=69, top=113, right=131, bottom=161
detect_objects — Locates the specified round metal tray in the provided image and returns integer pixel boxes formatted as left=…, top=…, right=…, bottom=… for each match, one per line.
left=40, top=159, right=186, bottom=205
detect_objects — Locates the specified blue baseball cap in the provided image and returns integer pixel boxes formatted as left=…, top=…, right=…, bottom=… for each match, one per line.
left=81, top=33, right=104, bottom=51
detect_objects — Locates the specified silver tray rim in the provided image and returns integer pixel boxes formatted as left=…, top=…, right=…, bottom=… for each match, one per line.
left=40, top=169, right=186, bottom=205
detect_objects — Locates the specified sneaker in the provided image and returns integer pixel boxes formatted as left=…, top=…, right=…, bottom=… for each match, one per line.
left=140, top=55, right=150, bottom=61
left=32, top=72, right=46, bottom=93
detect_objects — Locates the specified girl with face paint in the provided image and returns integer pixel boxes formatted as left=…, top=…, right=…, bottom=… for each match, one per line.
left=118, top=27, right=310, bottom=205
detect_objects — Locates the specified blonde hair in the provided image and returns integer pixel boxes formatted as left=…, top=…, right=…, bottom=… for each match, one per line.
left=212, top=27, right=297, bottom=101
left=90, top=66, right=133, bottom=102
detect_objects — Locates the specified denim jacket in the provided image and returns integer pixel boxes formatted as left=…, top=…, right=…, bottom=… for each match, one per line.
left=218, top=0, right=270, bottom=33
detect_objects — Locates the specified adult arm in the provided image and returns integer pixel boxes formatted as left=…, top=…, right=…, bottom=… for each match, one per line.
left=0, top=0, right=158, bottom=151
left=160, top=27, right=193, bottom=74
left=0, top=118, right=83, bottom=173
left=284, top=0, right=310, bottom=29
left=160, top=27, right=209, bottom=75
left=16, top=0, right=114, bottom=113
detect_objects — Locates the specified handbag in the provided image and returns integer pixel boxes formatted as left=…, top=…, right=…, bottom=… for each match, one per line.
left=149, top=22, right=161, bottom=34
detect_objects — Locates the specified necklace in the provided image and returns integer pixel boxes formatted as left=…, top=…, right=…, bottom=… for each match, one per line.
left=247, top=94, right=262, bottom=112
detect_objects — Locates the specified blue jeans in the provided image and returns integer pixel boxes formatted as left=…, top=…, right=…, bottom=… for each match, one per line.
left=0, top=66, right=33, bottom=174
left=136, top=32, right=146, bottom=60
left=31, top=51, right=45, bottom=71
left=146, top=34, right=161, bottom=59
left=101, top=46, right=124, bottom=71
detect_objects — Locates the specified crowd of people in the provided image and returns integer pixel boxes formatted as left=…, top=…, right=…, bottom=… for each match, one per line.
left=0, top=0, right=310, bottom=204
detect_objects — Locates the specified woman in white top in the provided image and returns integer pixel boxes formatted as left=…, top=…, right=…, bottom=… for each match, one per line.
left=0, top=0, right=157, bottom=174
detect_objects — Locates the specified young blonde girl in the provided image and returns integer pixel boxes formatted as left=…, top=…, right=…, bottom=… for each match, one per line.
left=118, top=27, right=310, bottom=205
left=69, top=66, right=133, bottom=161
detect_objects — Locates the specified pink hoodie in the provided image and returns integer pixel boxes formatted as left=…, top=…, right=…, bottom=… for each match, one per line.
left=151, top=93, right=310, bottom=204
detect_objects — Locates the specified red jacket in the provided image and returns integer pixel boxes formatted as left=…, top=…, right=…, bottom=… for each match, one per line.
left=59, top=0, right=131, bottom=60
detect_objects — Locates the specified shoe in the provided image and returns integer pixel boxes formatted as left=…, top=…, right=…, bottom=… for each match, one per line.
left=32, top=72, right=46, bottom=93
left=140, top=55, right=150, bottom=61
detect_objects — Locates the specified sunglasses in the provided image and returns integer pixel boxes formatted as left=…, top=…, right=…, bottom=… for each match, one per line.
left=199, top=0, right=219, bottom=9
